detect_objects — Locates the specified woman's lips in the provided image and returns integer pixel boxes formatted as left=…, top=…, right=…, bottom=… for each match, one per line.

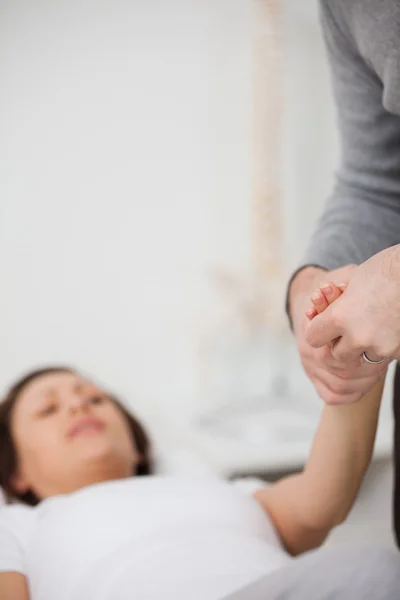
left=67, top=417, right=105, bottom=439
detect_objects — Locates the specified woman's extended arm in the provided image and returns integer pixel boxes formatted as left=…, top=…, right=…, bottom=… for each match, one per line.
left=0, top=572, right=30, bottom=600
left=255, top=376, right=384, bottom=556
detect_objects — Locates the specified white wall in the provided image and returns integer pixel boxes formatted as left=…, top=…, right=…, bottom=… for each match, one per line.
left=283, top=0, right=339, bottom=266
left=0, top=0, right=340, bottom=420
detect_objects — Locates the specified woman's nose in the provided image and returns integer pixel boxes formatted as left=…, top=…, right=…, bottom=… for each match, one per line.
left=68, top=395, right=91, bottom=414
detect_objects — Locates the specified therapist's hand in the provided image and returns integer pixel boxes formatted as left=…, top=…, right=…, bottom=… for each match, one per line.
left=306, top=245, right=400, bottom=366
left=289, top=263, right=386, bottom=404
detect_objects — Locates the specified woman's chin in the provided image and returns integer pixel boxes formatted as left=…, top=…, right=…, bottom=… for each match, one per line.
left=72, top=434, right=117, bottom=461
left=74, top=437, right=130, bottom=472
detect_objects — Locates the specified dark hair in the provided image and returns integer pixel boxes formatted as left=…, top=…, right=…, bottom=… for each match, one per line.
left=0, top=366, right=153, bottom=505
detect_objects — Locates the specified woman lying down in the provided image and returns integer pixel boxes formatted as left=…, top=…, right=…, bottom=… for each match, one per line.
left=0, top=283, right=386, bottom=600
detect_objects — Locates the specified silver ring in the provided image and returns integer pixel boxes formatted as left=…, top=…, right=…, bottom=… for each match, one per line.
left=362, top=351, right=386, bottom=365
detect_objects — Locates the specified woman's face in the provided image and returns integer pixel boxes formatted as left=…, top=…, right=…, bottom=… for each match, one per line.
left=10, top=371, right=139, bottom=500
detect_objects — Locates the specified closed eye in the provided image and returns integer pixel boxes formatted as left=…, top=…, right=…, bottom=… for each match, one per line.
left=38, top=403, right=59, bottom=418
left=88, top=395, right=106, bottom=406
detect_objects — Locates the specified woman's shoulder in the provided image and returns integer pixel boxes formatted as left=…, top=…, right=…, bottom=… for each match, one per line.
left=0, top=503, right=36, bottom=531
left=0, top=504, right=36, bottom=574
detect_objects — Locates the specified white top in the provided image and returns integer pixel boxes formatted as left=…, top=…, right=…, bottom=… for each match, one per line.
left=0, top=476, right=290, bottom=600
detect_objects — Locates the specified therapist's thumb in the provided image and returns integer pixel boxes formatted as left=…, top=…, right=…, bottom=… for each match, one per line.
left=305, top=303, right=341, bottom=348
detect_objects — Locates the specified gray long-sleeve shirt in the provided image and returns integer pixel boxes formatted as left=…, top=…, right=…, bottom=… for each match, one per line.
left=302, top=0, right=400, bottom=271
left=300, top=0, right=400, bottom=549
